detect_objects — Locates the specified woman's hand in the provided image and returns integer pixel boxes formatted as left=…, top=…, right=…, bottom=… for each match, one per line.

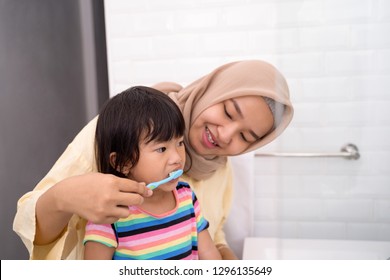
left=35, top=173, right=152, bottom=245
left=62, top=173, right=152, bottom=224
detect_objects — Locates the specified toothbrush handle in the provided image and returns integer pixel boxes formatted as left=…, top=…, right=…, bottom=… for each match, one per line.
left=147, top=176, right=172, bottom=190
left=146, top=170, right=183, bottom=190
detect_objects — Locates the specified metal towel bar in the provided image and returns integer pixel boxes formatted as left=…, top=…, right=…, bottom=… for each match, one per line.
left=255, top=143, right=360, bottom=160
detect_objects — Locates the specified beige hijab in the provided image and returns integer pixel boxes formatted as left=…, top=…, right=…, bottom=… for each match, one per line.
left=153, top=60, right=294, bottom=180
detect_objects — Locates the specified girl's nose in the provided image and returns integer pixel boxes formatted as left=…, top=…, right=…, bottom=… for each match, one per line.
left=169, top=148, right=184, bottom=165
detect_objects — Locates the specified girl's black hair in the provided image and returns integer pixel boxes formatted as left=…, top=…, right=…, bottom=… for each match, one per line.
left=95, top=86, right=185, bottom=177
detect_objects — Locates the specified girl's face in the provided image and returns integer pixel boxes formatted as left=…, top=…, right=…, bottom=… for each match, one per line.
left=188, top=96, right=273, bottom=157
left=127, top=136, right=185, bottom=192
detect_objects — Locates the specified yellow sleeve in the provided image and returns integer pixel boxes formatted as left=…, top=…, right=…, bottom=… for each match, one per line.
left=213, top=161, right=233, bottom=245
left=182, top=159, right=234, bottom=246
left=12, top=117, right=98, bottom=259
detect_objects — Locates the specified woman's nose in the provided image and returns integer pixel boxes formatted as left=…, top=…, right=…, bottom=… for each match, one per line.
left=218, top=124, right=238, bottom=145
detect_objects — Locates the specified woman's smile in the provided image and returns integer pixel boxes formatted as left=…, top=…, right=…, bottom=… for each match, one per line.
left=203, top=127, right=218, bottom=148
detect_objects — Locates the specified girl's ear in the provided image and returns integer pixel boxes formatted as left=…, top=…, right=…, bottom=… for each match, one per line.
left=109, top=152, right=117, bottom=170
left=109, top=152, right=131, bottom=176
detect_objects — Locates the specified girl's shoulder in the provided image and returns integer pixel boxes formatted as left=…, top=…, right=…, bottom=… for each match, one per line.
left=176, top=181, right=193, bottom=197
left=177, top=180, right=189, bottom=186
left=176, top=181, right=191, bottom=190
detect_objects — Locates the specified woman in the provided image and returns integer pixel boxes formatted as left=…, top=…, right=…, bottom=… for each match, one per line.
left=13, top=60, right=294, bottom=260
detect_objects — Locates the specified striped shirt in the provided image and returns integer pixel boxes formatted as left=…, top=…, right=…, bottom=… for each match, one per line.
left=84, top=182, right=209, bottom=260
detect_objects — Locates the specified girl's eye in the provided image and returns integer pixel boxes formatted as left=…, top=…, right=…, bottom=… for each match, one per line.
left=178, top=140, right=185, bottom=147
left=224, top=103, right=232, bottom=119
left=156, top=147, right=166, bottom=153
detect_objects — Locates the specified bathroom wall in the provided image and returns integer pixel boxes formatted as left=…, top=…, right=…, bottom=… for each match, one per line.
left=104, top=0, right=390, bottom=242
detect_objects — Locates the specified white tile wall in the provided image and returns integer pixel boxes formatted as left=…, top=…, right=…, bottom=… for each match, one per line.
left=104, top=0, right=390, bottom=242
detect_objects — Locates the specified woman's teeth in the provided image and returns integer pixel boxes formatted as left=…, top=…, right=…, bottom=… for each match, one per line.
left=206, top=127, right=217, bottom=146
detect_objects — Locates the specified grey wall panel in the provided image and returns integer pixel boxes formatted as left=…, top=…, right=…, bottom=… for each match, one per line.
left=0, top=0, right=108, bottom=259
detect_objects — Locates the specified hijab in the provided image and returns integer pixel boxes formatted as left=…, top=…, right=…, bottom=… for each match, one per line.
left=153, top=60, right=294, bottom=180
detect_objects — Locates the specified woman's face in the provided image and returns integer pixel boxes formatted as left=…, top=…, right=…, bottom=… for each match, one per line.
left=188, top=95, right=274, bottom=157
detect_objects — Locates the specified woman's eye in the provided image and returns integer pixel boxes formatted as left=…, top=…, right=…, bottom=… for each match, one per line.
left=156, top=147, right=166, bottom=153
left=224, top=104, right=232, bottom=119
left=240, top=132, right=249, bottom=143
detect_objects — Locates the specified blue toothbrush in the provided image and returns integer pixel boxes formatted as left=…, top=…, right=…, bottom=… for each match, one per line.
left=146, top=169, right=183, bottom=190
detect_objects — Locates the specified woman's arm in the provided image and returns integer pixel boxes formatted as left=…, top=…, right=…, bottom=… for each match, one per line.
left=35, top=173, right=152, bottom=245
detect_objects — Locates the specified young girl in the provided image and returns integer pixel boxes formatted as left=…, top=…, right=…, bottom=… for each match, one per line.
left=83, top=86, right=221, bottom=260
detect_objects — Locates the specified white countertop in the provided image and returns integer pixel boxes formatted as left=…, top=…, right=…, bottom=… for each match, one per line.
left=243, top=237, right=390, bottom=260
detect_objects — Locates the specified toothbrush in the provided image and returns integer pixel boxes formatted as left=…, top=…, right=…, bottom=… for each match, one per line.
left=146, top=169, right=183, bottom=190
